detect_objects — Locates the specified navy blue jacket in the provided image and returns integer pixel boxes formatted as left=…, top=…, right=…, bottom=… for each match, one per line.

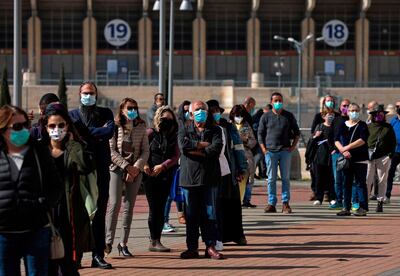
left=69, top=107, right=115, bottom=169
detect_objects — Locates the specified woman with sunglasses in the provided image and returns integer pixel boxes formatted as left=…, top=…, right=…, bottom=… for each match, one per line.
left=43, top=103, right=97, bottom=276
left=105, top=98, right=149, bottom=257
left=0, top=105, right=63, bottom=276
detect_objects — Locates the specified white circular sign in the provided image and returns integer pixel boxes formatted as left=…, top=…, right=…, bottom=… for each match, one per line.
left=104, top=19, right=131, bottom=47
left=322, top=20, right=349, bottom=47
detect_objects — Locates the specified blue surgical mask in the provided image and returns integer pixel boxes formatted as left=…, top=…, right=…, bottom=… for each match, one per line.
left=325, top=101, right=334, bottom=109
left=127, top=110, right=138, bottom=120
left=184, top=111, right=190, bottom=121
left=194, top=109, right=207, bottom=123
left=213, top=113, right=221, bottom=122
left=80, top=94, right=96, bottom=106
left=273, top=102, right=283, bottom=111
left=10, top=128, right=30, bottom=147
left=250, top=108, right=256, bottom=116
left=349, top=111, right=360, bottom=121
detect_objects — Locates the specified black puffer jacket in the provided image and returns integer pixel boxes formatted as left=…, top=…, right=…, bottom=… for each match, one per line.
left=0, top=138, right=63, bottom=232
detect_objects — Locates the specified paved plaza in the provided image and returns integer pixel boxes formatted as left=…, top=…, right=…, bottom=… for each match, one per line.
left=80, top=181, right=400, bottom=276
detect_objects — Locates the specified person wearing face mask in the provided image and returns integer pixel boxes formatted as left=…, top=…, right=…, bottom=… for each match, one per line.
left=308, top=111, right=336, bottom=206
left=329, top=99, right=351, bottom=210
left=258, top=92, right=300, bottom=214
left=146, top=93, right=165, bottom=128
left=229, top=105, right=257, bottom=207
left=69, top=81, right=115, bottom=269
left=178, top=101, right=224, bottom=260
left=43, top=103, right=97, bottom=276
left=335, top=103, right=370, bottom=216
left=386, top=101, right=400, bottom=204
left=309, top=95, right=340, bottom=202
left=30, top=93, right=60, bottom=141
left=0, top=105, right=63, bottom=276
left=143, top=106, right=179, bottom=253
left=366, top=105, right=396, bottom=213
left=104, top=98, right=149, bottom=258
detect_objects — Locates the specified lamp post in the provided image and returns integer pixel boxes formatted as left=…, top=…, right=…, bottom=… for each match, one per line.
left=273, top=34, right=318, bottom=127
left=273, top=57, right=285, bottom=87
left=154, top=0, right=192, bottom=107
left=13, top=0, right=22, bottom=107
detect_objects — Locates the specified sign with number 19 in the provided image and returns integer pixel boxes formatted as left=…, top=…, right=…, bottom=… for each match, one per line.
left=104, top=19, right=131, bottom=47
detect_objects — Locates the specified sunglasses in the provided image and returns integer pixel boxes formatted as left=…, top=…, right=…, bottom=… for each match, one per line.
left=156, top=97, right=165, bottom=101
left=127, top=106, right=138, bottom=111
left=47, top=123, right=66, bottom=129
left=8, top=121, right=30, bottom=131
left=341, top=105, right=349, bottom=107
left=396, top=105, right=400, bottom=108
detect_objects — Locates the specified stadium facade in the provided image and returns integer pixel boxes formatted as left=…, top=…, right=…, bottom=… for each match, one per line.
left=0, top=0, right=399, bottom=87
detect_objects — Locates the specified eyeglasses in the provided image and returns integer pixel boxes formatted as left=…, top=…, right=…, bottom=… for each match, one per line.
left=47, top=123, right=66, bottom=129
left=341, top=104, right=349, bottom=107
left=127, top=106, right=138, bottom=111
left=396, top=105, right=400, bottom=108
left=156, top=97, right=165, bottom=101
left=8, top=121, right=30, bottom=131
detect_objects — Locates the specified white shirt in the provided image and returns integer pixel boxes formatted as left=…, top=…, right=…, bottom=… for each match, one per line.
left=218, top=126, right=231, bottom=177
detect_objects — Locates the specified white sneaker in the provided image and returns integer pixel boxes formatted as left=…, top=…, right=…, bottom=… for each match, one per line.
left=329, top=200, right=337, bottom=206
left=383, top=197, right=390, bottom=204
left=215, top=240, right=224, bottom=251
left=313, top=200, right=322, bottom=206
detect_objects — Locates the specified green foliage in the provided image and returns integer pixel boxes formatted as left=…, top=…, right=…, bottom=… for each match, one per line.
left=0, top=67, right=11, bottom=107
left=58, top=64, right=68, bottom=109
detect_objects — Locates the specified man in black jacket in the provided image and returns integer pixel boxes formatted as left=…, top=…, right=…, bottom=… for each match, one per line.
left=178, top=100, right=224, bottom=260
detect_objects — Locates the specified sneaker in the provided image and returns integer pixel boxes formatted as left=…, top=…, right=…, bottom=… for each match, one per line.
left=376, top=201, right=383, bottom=213
left=369, top=195, right=377, bottom=200
left=215, top=240, right=224, bottom=251
left=351, top=202, right=360, bottom=211
left=242, top=202, right=257, bottom=208
left=313, top=200, right=322, bottom=206
left=353, top=207, right=367, bottom=216
left=329, top=202, right=343, bottom=210
left=337, top=208, right=351, bottom=216
left=162, top=223, right=176, bottom=233
left=383, top=197, right=390, bottom=204
left=264, top=204, right=277, bottom=213
left=282, top=202, right=292, bottom=214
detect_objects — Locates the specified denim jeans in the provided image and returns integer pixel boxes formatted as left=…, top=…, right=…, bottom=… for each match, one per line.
left=182, top=186, right=218, bottom=251
left=164, top=196, right=184, bottom=223
left=0, top=227, right=50, bottom=276
left=332, top=152, right=359, bottom=204
left=265, top=150, right=292, bottom=206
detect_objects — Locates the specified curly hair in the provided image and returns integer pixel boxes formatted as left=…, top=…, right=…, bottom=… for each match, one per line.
left=153, top=105, right=178, bottom=132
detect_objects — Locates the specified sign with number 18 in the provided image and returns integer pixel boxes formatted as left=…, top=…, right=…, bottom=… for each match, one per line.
left=322, top=19, right=349, bottom=47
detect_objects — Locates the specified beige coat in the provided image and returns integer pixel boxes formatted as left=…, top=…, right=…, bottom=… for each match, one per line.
left=109, top=122, right=150, bottom=172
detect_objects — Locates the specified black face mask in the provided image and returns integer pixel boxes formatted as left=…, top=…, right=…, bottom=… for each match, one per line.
left=159, top=118, right=174, bottom=131
left=397, top=108, right=400, bottom=115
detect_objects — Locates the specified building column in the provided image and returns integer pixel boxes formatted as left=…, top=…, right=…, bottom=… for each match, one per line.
left=301, top=17, right=315, bottom=85
left=138, top=16, right=152, bottom=80
left=192, top=13, right=206, bottom=80
left=355, top=17, right=369, bottom=87
left=247, top=14, right=260, bottom=82
left=83, top=0, right=97, bottom=81
left=27, top=0, right=41, bottom=82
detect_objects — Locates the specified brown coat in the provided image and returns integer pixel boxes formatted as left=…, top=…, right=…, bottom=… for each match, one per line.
left=109, top=121, right=150, bottom=172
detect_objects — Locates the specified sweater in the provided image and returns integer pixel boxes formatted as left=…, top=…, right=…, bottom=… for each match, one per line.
left=367, top=122, right=396, bottom=159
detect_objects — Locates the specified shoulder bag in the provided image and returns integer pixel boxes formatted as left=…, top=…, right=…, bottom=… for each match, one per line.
left=336, top=123, right=359, bottom=171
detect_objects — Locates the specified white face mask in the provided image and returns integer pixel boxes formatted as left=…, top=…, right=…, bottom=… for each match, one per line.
left=234, top=116, right=243, bottom=124
left=49, top=127, right=67, bottom=141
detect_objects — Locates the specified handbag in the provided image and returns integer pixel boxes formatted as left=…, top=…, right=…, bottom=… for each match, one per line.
left=33, top=147, right=65, bottom=260
left=368, top=129, right=382, bottom=161
left=336, top=123, right=359, bottom=172
left=47, top=213, right=65, bottom=260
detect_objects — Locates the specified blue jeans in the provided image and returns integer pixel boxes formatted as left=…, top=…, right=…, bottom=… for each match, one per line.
left=265, top=150, right=292, bottom=206
left=182, top=186, right=218, bottom=251
left=0, top=227, right=50, bottom=276
left=332, top=152, right=359, bottom=204
left=243, top=183, right=253, bottom=203
left=164, top=196, right=184, bottom=223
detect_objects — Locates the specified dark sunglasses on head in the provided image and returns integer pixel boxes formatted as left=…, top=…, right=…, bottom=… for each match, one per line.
left=8, top=121, right=30, bottom=131
left=127, top=106, right=138, bottom=111
left=47, top=123, right=66, bottom=129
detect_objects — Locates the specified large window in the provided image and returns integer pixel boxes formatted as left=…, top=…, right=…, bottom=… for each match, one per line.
left=41, top=9, right=84, bottom=49
left=0, top=7, right=28, bottom=49
left=260, top=18, right=301, bottom=51
left=370, top=11, right=400, bottom=50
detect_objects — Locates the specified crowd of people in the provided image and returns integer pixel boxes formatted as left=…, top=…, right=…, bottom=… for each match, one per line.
left=0, top=83, right=398, bottom=275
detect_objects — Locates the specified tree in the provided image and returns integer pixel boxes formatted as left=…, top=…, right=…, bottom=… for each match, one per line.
left=58, top=64, right=68, bottom=109
left=0, top=67, right=11, bottom=107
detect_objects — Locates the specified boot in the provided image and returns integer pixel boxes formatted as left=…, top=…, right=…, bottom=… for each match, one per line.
left=149, top=239, right=171, bottom=252
left=376, top=201, right=383, bottom=213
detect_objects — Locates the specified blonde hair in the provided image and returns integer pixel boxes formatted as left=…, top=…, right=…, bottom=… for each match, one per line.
left=0, top=105, right=29, bottom=132
left=153, top=105, right=178, bottom=132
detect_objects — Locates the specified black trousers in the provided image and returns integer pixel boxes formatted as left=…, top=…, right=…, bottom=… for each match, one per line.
left=91, top=168, right=110, bottom=258
left=144, top=173, right=172, bottom=240
left=314, top=163, right=335, bottom=202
